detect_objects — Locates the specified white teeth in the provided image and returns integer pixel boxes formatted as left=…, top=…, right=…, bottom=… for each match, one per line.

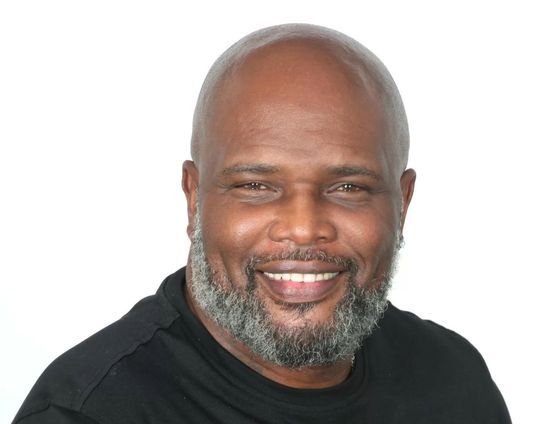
left=303, top=274, right=315, bottom=283
left=263, top=272, right=339, bottom=283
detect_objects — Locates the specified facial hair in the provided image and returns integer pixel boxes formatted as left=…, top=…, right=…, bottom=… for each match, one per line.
left=188, top=211, right=399, bottom=369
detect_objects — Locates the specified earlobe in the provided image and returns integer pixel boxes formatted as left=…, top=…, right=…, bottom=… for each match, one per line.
left=399, top=168, right=416, bottom=232
left=182, top=160, right=199, bottom=237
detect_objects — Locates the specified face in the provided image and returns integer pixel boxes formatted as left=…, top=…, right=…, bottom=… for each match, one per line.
left=183, top=48, right=415, bottom=367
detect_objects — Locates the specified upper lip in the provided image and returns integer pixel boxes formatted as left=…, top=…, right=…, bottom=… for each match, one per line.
left=256, top=261, right=344, bottom=274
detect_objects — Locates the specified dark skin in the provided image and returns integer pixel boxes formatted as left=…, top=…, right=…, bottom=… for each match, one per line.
left=182, top=36, right=416, bottom=389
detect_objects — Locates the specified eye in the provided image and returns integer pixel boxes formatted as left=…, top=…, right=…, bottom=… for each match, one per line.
left=335, top=183, right=362, bottom=192
left=330, top=182, right=369, bottom=194
left=238, top=182, right=269, bottom=191
left=326, top=182, right=373, bottom=203
left=228, top=180, right=280, bottom=203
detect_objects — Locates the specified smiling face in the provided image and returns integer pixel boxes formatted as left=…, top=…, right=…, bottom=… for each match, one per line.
left=183, top=35, right=415, bottom=372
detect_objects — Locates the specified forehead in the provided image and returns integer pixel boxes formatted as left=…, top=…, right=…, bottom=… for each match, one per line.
left=199, top=41, right=396, bottom=178
left=203, top=106, right=394, bottom=185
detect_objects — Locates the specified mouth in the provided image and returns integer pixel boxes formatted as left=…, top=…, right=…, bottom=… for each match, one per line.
left=255, top=261, right=347, bottom=304
left=262, top=271, right=340, bottom=283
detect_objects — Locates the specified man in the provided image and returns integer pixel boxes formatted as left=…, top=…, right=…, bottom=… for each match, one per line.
left=14, top=24, right=511, bottom=423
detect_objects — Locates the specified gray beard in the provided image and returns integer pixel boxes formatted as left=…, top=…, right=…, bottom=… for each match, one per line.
left=188, top=212, right=398, bottom=369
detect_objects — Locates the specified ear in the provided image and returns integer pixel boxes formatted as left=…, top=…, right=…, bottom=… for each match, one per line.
left=182, top=160, right=199, bottom=238
left=399, top=168, right=416, bottom=234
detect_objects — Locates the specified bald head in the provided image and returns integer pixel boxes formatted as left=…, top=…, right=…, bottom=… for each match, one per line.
left=191, top=23, right=409, bottom=174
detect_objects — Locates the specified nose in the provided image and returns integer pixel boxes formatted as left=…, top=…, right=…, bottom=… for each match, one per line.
left=267, top=189, right=337, bottom=247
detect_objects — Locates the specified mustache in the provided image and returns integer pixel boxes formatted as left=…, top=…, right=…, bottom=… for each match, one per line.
left=245, top=249, right=359, bottom=276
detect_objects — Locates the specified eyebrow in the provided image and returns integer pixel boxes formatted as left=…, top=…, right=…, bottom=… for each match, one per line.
left=220, top=163, right=280, bottom=176
left=328, top=166, right=382, bottom=181
left=219, top=163, right=382, bottom=181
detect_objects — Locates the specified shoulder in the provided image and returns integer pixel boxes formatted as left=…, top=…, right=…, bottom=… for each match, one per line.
left=373, top=302, right=491, bottom=378
left=13, top=270, right=184, bottom=423
left=382, top=303, right=482, bottom=355
left=365, top=303, right=511, bottom=422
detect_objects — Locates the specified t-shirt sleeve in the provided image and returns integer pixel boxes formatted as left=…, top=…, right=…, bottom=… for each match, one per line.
left=13, top=404, right=102, bottom=424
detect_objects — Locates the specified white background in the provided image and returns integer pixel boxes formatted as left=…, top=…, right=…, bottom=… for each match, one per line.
left=1, top=1, right=548, bottom=422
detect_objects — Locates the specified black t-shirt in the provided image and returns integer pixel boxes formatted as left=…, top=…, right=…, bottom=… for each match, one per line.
left=13, top=267, right=511, bottom=423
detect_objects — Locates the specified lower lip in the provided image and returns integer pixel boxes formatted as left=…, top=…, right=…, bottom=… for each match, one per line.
left=257, top=272, right=343, bottom=303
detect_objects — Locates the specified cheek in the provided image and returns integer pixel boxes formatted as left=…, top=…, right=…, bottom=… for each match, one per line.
left=345, top=228, right=394, bottom=276
left=342, top=204, right=398, bottom=248
left=339, top=208, right=400, bottom=284
left=200, top=199, right=273, bottom=267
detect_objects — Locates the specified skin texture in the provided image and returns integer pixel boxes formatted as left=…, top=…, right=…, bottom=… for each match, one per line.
left=182, top=24, right=416, bottom=388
